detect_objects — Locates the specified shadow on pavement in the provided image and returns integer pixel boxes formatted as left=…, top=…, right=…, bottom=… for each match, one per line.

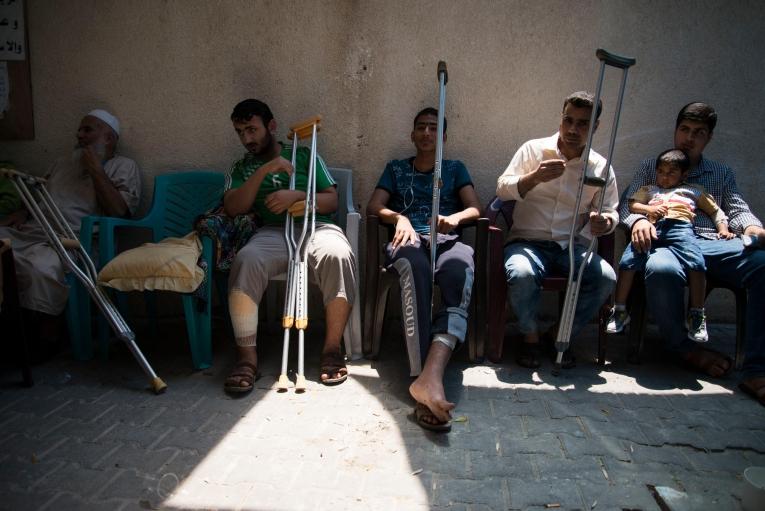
left=0, top=317, right=763, bottom=510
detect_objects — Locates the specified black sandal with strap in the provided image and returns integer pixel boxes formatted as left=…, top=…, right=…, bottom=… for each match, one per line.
left=319, top=350, right=348, bottom=385
left=224, top=360, right=259, bottom=394
left=516, top=341, right=541, bottom=369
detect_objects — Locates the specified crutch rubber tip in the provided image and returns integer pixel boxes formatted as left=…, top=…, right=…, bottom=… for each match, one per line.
left=277, top=374, right=290, bottom=391
left=151, top=377, right=168, bottom=394
left=294, top=374, right=307, bottom=392
left=437, top=60, right=448, bottom=84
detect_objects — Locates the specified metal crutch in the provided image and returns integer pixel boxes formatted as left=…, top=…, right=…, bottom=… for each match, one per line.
left=277, top=116, right=321, bottom=392
left=552, top=49, right=636, bottom=376
left=0, top=167, right=167, bottom=393
left=429, top=60, right=448, bottom=313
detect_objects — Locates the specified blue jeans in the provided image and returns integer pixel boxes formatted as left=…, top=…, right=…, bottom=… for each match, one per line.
left=503, top=240, right=616, bottom=340
left=644, top=237, right=765, bottom=380
left=620, top=219, right=705, bottom=272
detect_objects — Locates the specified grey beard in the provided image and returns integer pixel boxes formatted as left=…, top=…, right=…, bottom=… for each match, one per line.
left=72, top=144, right=107, bottom=171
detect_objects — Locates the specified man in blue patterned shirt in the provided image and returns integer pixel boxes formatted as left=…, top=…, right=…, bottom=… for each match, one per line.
left=367, top=108, right=481, bottom=431
left=620, top=102, right=765, bottom=406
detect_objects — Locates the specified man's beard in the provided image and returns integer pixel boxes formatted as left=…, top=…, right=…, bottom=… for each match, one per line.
left=248, top=131, right=275, bottom=157
left=72, top=143, right=107, bottom=171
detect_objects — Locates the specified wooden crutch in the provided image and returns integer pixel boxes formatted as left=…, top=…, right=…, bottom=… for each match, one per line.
left=277, top=116, right=321, bottom=392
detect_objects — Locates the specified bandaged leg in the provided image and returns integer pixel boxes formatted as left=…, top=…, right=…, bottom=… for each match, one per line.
left=229, top=289, right=258, bottom=347
left=432, top=333, right=458, bottom=350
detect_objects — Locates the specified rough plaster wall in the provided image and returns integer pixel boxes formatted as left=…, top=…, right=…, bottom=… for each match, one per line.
left=1, top=0, right=763, bottom=320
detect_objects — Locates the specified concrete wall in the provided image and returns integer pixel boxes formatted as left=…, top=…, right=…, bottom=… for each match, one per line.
left=2, top=0, right=763, bottom=320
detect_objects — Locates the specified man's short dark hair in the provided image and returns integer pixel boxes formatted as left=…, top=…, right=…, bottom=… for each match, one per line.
left=231, top=99, right=274, bottom=125
left=563, top=91, right=603, bottom=120
left=675, top=102, right=717, bottom=133
left=656, top=148, right=690, bottom=173
left=413, top=107, right=447, bottom=133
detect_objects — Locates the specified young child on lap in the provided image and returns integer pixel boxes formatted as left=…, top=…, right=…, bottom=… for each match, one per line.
left=608, top=149, right=734, bottom=342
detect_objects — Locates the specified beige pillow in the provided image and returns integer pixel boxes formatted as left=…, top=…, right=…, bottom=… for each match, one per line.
left=98, top=232, right=204, bottom=293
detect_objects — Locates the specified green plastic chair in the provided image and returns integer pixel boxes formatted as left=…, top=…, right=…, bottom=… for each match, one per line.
left=68, top=170, right=225, bottom=369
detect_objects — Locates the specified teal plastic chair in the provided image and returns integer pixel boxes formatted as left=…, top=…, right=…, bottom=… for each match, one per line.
left=68, top=171, right=225, bottom=369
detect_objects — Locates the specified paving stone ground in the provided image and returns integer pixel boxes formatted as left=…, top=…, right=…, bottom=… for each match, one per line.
left=1, top=318, right=763, bottom=511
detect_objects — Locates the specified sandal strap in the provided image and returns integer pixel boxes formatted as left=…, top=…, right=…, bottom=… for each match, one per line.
left=226, top=361, right=258, bottom=380
left=233, top=360, right=258, bottom=372
left=320, top=351, right=347, bottom=373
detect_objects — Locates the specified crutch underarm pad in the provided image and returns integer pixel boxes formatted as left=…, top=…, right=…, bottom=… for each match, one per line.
left=0, top=167, right=47, bottom=183
left=288, top=116, right=322, bottom=140
left=596, top=49, right=636, bottom=69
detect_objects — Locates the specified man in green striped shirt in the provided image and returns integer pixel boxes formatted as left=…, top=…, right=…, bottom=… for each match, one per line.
left=222, top=99, right=356, bottom=394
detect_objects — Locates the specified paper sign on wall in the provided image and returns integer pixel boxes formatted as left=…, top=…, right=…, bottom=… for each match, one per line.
left=0, top=0, right=25, bottom=60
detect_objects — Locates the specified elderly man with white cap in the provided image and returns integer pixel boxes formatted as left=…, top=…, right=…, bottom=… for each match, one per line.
left=0, top=109, right=141, bottom=357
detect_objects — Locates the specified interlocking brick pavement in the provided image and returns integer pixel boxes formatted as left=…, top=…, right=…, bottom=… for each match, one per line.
left=1, top=320, right=763, bottom=510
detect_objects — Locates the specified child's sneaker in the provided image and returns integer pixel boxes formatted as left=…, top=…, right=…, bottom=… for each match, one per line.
left=687, top=308, right=709, bottom=343
left=606, top=307, right=630, bottom=334
left=742, top=234, right=762, bottom=249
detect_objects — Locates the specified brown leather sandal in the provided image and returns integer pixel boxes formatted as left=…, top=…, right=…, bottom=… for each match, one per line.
left=224, top=361, right=259, bottom=394
left=319, top=350, right=348, bottom=385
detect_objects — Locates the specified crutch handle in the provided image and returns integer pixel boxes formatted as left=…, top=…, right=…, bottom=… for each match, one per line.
left=583, top=175, right=607, bottom=187
left=59, top=237, right=81, bottom=250
left=596, top=49, right=636, bottom=69
left=288, top=116, right=322, bottom=140
left=437, top=60, right=448, bottom=84
left=288, top=200, right=306, bottom=217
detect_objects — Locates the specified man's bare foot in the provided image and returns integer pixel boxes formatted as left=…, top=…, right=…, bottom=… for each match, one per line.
left=409, top=375, right=455, bottom=424
left=681, top=348, right=731, bottom=378
left=739, top=377, right=765, bottom=407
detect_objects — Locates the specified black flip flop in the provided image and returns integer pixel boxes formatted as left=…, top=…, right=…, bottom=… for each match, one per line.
left=516, top=341, right=541, bottom=369
left=414, top=402, right=451, bottom=433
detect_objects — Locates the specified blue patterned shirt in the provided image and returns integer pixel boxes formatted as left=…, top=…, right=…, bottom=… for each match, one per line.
left=376, top=158, right=474, bottom=234
left=619, top=156, right=761, bottom=239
